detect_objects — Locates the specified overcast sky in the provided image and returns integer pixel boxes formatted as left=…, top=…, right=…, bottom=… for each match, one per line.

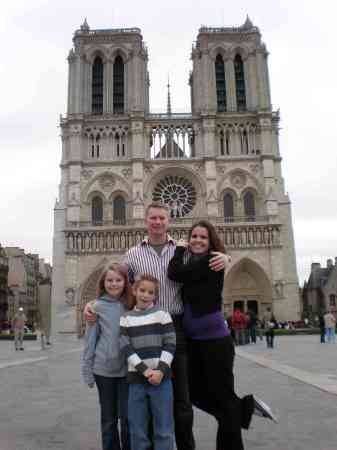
left=1, top=0, right=336, bottom=283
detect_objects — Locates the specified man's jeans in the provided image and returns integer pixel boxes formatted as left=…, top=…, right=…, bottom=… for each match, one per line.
left=94, top=374, right=130, bottom=450
left=326, top=327, right=336, bottom=344
left=128, top=379, right=174, bottom=450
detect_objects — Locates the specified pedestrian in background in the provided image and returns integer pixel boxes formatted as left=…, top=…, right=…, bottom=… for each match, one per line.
left=12, top=307, right=26, bottom=351
left=263, top=308, right=276, bottom=349
left=323, top=309, right=336, bottom=344
left=318, top=313, right=325, bottom=343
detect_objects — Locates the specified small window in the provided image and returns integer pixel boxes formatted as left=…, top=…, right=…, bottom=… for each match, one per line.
left=92, top=196, right=103, bottom=225
left=224, top=193, right=234, bottom=222
left=113, top=56, right=124, bottom=114
left=215, top=54, right=226, bottom=112
left=234, top=54, right=246, bottom=111
left=92, top=57, right=103, bottom=114
left=113, top=196, right=126, bottom=225
left=329, top=294, right=336, bottom=307
left=243, top=191, right=255, bottom=221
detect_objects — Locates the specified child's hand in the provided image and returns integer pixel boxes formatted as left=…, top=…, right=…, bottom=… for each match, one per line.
left=148, top=370, right=164, bottom=385
left=144, top=368, right=155, bottom=379
left=88, top=383, right=94, bottom=388
left=84, top=301, right=97, bottom=325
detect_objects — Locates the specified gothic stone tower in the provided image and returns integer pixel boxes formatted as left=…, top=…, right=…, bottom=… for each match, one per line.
left=52, top=18, right=300, bottom=334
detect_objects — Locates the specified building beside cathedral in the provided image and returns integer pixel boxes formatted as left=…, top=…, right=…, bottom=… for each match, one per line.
left=52, top=18, right=300, bottom=335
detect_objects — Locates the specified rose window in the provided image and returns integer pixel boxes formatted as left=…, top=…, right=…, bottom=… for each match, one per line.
left=152, top=176, right=196, bottom=218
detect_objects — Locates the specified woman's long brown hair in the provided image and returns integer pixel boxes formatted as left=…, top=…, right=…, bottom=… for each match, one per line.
left=188, top=220, right=226, bottom=253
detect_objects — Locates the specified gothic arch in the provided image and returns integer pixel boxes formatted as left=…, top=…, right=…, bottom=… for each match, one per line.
left=209, top=44, right=230, bottom=61
left=223, top=257, right=273, bottom=316
left=76, top=258, right=114, bottom=336
left=228, top=44, right=250, bottom=61
left=110, top=47, right=129, bottom=62
left=85, top=46, right=109, bottom=63
left=83, top=171, right=132, bottom=201
left=218, top=168, right=263, bottom=197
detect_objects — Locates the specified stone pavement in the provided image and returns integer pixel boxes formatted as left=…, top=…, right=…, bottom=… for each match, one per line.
left=0, top=334, right=336, bottom=450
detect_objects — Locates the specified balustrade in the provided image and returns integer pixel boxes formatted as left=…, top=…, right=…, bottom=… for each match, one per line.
left=65, top=223, right=281, bottom=254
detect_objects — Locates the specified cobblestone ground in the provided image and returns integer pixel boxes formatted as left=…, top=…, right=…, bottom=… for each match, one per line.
left=0, top=335, right=336, bottom=450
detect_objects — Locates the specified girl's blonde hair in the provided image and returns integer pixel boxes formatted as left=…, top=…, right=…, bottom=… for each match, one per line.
left=133, top=273, right=160, bottom=304
left=96, top=263, right=134, bottom=309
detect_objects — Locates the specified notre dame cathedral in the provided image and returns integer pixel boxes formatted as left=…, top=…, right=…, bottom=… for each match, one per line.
left=52, top=17, right=300, bottom=334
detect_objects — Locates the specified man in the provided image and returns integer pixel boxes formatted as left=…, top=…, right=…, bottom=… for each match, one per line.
left=12, top=307, right=27, bottom=351
left=85, top=202, right=230, bottom=450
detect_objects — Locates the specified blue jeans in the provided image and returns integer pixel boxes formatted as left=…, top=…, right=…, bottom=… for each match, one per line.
left=128, top=379, right=174, bottom=450
left=326, top=327, right=336, bottom=344
left=94, top=374, right=130, bottom=450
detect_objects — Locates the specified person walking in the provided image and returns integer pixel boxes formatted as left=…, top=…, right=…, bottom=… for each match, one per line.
left=263, top=308, right=276, bottom=349
left=231, top=309, right=247, bottom=345
left=120, top=274, right=176, bottom=450
left=12, top=307, right=27, bottom=351
left=323, top=310, right=336, bottom=344
left=85, top=202, right=229, bottom=450
left=247, top=310, right=257, bottom=344
left=168, top=220, right=277, bottom=450
left=81, top=263, right=133, bottom=450
left=318, top=313, right=325, bottom=343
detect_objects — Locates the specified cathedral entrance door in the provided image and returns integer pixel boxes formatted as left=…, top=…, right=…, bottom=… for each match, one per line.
left=247, top=300, right=258, bottom=315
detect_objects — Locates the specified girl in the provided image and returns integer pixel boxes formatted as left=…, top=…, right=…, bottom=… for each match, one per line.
left=81, top=263, right=133, bottom=450
left=168, top=220, right=277, bottom=450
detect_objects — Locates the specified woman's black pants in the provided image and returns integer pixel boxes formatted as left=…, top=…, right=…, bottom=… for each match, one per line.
left=187, top=336, right=254, bottom=450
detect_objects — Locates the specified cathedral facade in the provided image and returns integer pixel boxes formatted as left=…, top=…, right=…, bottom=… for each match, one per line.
left=52, top=18, right=300, bottom=334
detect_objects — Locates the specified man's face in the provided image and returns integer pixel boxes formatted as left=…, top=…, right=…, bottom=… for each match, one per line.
left=145, top=207, right=169, bottom=239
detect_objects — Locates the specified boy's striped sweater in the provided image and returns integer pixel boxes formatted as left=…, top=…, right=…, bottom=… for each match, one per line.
left=119, top=304, right=176, bottom=383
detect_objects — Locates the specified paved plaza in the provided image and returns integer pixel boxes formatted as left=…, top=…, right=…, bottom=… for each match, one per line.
left=0, top=334, right=336, bottom=450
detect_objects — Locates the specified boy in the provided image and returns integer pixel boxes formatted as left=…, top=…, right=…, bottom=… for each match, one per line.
left=120, top=274, right=176, bottom=450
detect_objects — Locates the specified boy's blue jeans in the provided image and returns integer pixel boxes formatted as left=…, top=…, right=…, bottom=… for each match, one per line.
left=128, top=378, right=174, bottom=450
left=94, top=374, right=130, bottom=450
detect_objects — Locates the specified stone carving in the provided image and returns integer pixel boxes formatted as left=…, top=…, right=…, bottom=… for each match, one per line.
left=98, top=175, right=115, bottom=191
left=273, top=281, right=284, bottom=298
left=217, top=166, right=227, bottom=175
left=122, top=168, right=132, bottom=178
left=65, top=288, right=75, bottom=306
left=81, top=169, right=94, bottom=180
left=230, top=172, right=247, bottom=189
left=249, top=163, right=260, bottom=174
left=144, top=164, right=154, bottom=174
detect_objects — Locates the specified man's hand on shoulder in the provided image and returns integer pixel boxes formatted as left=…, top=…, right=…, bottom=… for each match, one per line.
left=209, top=252, right=232, bottom=272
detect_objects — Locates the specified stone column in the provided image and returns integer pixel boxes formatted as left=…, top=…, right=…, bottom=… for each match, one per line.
left=225, top=58, right=236, bottom=112
left=67, top=52, right=76, bottom=114
left=256, top=49, right=271, bottom=110
left=105, top=60, right=113, bottom=113
left=132, top=161, right=144, bottom=219
left=202, top=118, right=216, bottom=158
left=247, top=53, right=258, bottom=111
left=205, top=159, right=218, bottom=217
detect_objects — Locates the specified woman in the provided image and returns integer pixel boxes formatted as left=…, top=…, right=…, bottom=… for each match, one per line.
left=168, top=220, right=277, bottom=450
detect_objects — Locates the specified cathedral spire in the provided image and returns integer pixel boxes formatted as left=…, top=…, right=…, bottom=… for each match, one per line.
left=167, top=76, right=172, bottom=116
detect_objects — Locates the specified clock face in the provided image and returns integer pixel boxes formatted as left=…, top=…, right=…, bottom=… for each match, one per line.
left=152, top=175, right=196, bottom=218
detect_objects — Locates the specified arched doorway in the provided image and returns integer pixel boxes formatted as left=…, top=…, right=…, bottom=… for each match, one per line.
left=76, top=260, right=111, bottom=337
left=224, top=258, right=272, bottom=318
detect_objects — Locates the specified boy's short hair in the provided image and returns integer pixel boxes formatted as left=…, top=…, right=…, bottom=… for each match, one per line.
left=133, top=273, right=160, bottom=301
